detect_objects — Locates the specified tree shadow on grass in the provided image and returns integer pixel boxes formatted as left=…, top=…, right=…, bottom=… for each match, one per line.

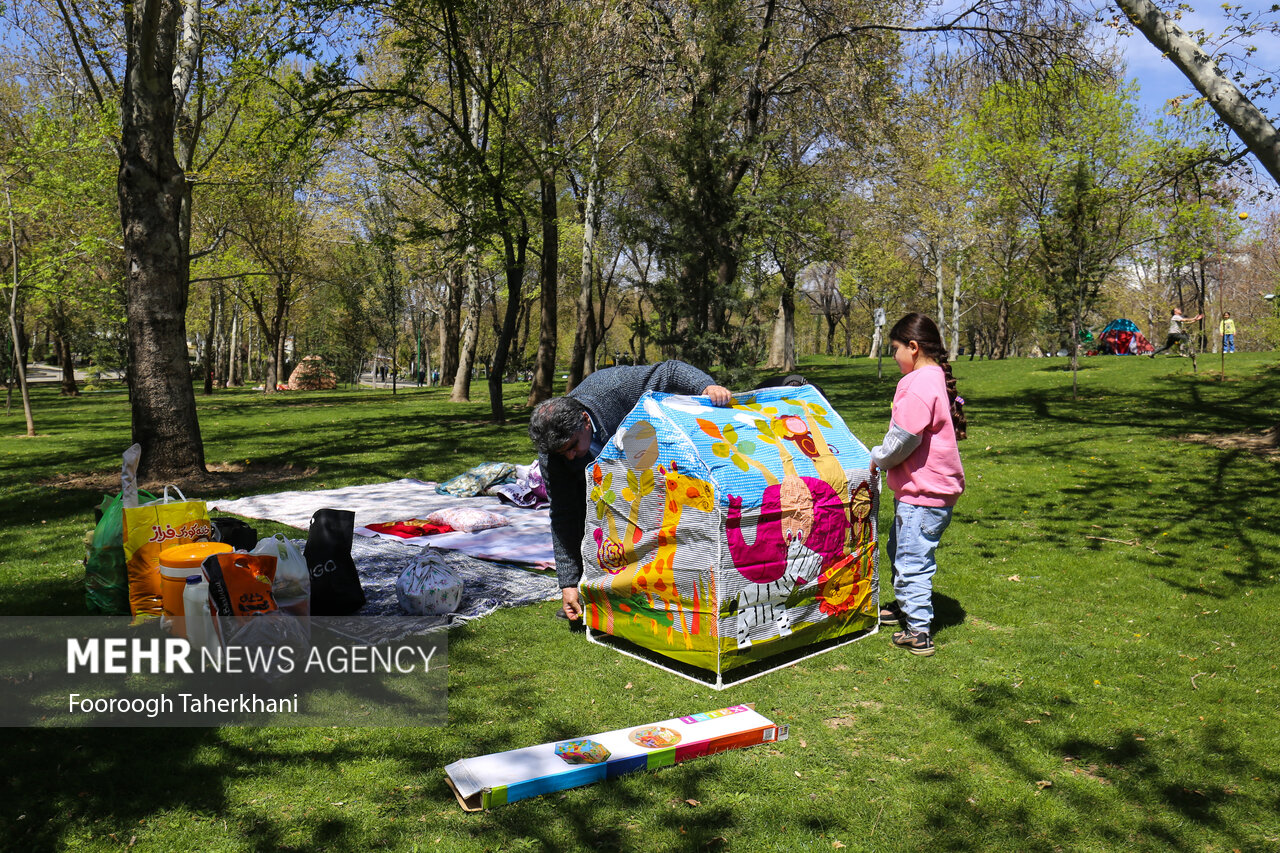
left=910, top=681, right=1280, bottom=851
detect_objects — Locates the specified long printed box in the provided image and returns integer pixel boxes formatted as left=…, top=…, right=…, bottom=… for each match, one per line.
left=444, top=704, right=787, bottom=810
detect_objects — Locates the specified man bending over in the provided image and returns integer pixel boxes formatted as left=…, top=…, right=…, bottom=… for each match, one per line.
left=529, top=361, right=732, bottom=622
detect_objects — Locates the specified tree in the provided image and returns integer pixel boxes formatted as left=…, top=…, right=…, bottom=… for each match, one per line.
left=1114, top=0, right=1280, bottom=186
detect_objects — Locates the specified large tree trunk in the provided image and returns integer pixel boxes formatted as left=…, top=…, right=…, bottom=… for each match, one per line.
left=528, top=171, right=559, bottom=404
left=1116, top=0, right=1280, bottom=186
left=119, top=0, right=205, bottom=478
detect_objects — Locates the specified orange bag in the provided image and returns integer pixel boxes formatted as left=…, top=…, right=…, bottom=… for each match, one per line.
left=203, top=552, right=278, bottom=628
left=122, top=486, right=212, bottom=620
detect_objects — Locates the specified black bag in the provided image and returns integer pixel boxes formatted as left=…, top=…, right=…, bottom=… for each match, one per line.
left=211, top=517, right=259, bottom=551
left=305, top=508, right=366, bottom=615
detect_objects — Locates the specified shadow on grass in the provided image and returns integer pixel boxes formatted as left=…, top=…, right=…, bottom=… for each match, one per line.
left=910, top=681, right=1280, bottom=851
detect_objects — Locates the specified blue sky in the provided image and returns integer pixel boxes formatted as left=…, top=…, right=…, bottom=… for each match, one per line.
left=1109, top=2, right=1280, bottom=120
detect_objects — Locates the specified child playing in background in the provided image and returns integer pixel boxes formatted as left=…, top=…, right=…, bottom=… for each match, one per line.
left=870, top=313, right=966, bottom=656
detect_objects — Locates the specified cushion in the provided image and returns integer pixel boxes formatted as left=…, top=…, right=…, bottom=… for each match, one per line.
left=424, top=507, right=511, bottom=533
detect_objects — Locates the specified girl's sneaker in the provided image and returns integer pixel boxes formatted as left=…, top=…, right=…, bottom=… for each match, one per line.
left=879, top=601, right=905, bottom=626
left=892, top=629, right=935, bottom=656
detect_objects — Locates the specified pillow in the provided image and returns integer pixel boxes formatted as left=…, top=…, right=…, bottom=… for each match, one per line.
left=424, top=507, right=511, bottom=533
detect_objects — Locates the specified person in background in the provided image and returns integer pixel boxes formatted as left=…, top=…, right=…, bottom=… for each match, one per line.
left=870, top=313, right=966, bottom=657
left=529, top=362, right=731, bottom=624
left=1151, top=307, right=1203, bottom=356
left=1220, top=312, right=1236, bottom=353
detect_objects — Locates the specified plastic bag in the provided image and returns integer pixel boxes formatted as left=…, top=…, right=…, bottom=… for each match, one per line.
left=203, top=551, right=278, bottom=642
left=226, top=611, right=309, bottom=683
left=122, top=486, right=211, bottom=619
left=252, top=534, right=311, bottom=602
left=84, top=489, right=159, bottom=615
left=395, top=550, right=464, bottom=616
left=84, top=494, right=128, bottom=615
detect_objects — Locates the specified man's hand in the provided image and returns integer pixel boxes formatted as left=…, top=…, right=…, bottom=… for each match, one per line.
left=561, top=587, right=583, bottom=621
left=703, top=384, right=733, bottom=406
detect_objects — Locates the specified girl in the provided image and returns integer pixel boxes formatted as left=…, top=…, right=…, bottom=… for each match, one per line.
left=870, top=313, right=966, bottom=656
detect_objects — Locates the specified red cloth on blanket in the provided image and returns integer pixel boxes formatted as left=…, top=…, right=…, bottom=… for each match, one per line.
left=364, top=519, right=455, bottom=538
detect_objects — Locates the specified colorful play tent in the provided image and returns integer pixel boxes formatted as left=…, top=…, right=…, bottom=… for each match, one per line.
left=579, top=384, right=879, bottom=687
left=1099, top=319, right=1154, bottom=355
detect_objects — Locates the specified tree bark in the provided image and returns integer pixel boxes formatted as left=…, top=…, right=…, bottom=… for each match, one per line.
left=490, top=216, right=528, bottom=423
left=950, top=262, right=962, bottom=360
left=440, top=266, right=462, bottom=385
left=118, top=0, right=205, bottom=477
left=1116, top=0, right=1280, bottom=186
left=567, top=139, right=600, bottom=391
left=56, top=334, right=78, bottom=396
left=451, top=254, right=481, bottom=403
left=4, top=185, right=34, bottom=436
left=528, top=170, right=558, bottom=404
left=203, top=287, right=217, bottom=394
left=765, top=272, right=797, bottom=371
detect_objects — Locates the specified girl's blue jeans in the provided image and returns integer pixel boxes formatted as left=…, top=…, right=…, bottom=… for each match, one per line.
left=886, top=500, right=953, bottom=633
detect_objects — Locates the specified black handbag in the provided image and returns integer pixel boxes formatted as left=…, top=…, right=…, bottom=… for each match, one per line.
left=305, top=508, right=366, bottom=615
left=211, top=517, right=258, bottom=551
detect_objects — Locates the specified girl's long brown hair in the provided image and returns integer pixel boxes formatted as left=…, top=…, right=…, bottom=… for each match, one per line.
left=888, top=313, right=967, bottom=440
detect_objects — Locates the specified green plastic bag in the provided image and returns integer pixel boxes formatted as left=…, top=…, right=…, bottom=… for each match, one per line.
left=83, top=490, right=154, bottom=615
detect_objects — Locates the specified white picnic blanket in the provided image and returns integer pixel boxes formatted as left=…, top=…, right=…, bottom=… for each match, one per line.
left=212, top=478, right=554, bottom=569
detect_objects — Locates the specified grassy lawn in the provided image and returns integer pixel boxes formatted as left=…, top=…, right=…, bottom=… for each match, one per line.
left=1, top=353, right=1278, bottom=852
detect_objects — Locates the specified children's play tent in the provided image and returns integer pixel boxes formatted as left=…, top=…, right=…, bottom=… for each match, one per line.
left=579, top=384, right=879, bottom=687
left=1099, top=319, right=1154, bottom=355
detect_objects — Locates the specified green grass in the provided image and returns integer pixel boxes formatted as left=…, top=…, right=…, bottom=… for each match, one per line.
left=1, top=354, right=1278, bottom=852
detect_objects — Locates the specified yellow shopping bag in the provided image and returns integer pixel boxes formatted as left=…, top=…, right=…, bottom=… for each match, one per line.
left=123, top=486, right=212, bottom=620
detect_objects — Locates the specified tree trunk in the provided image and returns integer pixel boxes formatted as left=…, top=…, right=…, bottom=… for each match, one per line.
left=490, top=217, right=528, bottom=423
left=567, top=152, right=599, bottom=392
left=934, top=248, right=947, bottom=334
left=57, top=334, right=78, bottom=396
left=118, top=0, right=205, bottom=477
left=765, top=273, right=796, bottom=371
left=995, top=296, right=1010, bottom=359
left=452, top=254, right=481, bottom=403
left=950, top=261, right=962, bottom=360
left=203, top=287, right=217, bottom=394
left=227, top=303, right=241, bottom=387
left=440, top=266, right=463, bottom=385
left=4, top=186, right=34, bottom=436
left=529, top=171, right=559, bottom=404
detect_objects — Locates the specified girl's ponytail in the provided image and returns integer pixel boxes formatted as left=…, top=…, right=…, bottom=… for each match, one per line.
left=937, top=356, right=967, bottom=440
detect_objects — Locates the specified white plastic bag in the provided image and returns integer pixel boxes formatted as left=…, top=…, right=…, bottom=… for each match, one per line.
left=251, top=534, right=311, bottom=602
left=396, top=550, right=464, bottom=616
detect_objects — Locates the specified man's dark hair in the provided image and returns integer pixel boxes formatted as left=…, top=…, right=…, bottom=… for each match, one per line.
left=529, top=397, right=589, bottom=456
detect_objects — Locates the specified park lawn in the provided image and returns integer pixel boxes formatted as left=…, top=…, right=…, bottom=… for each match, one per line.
left=1, top=353, right=1278, bottom=852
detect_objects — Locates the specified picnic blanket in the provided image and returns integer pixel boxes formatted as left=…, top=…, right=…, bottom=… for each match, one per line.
left=317, top=537, right=560, bottom=644
left=212, top=479, right=553, bottom=568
